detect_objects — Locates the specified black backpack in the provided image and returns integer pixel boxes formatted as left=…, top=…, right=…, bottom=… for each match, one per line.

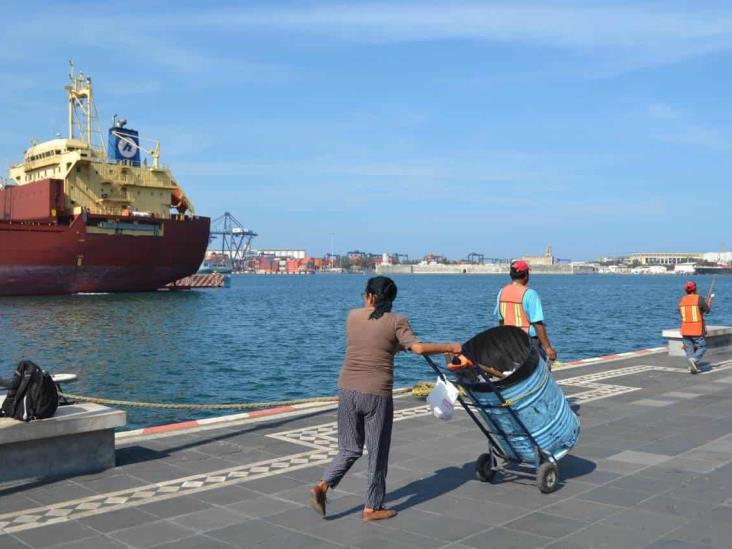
left=0, top=361, right=59, bottom=421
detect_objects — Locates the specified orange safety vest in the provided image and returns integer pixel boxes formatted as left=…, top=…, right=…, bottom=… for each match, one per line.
left=679, top=294, right=704, bottom=337
left=499, top=283, right=530, bottom=332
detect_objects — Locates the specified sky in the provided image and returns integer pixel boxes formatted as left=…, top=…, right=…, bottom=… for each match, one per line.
left=1, top=1, right=731, bottom=260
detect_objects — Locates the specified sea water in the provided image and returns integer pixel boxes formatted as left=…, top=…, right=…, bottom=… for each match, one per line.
left=2, top=274, right=730, bottom=429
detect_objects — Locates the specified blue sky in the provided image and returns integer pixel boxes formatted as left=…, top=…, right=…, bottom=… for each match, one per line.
left=1, top=1, right=731, bottom=260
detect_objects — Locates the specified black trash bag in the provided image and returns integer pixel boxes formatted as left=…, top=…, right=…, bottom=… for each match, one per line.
left=0, top=360, right=59, bottom=421
left=461, top=326, right=541, bottom=388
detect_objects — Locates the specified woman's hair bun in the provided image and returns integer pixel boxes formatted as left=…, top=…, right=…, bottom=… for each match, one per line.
left=365, top=276, right=398, bottom=319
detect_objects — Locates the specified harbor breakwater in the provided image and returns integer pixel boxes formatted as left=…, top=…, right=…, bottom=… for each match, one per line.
left=2, top=274, right=730, bottom=429
left=377, top=263, right=597, bottom=275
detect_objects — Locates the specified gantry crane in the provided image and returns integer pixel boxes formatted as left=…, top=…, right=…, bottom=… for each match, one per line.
left=209, top=212, right=258, bottom=271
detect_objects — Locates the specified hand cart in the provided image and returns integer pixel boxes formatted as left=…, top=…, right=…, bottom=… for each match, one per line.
left=424, top=326, right=579, bottom=494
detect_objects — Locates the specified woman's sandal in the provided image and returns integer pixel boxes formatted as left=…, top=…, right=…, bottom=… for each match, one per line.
left=309, top=484, right=327, bottom=516
left=362, top=508, right=397, bottom=521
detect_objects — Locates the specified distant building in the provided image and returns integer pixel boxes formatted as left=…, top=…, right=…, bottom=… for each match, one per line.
left=597, top=256, right=627, bottom=264
left=703, top=251, right=732, bottom=263
left=381, top=253, right=409, bottom=265
left=346, top=250, right=380, bottom=267
left=258, top=249, right=306, bottom=259
left=674, top=263, right=696, bottom=274
left=421, top=253, right=447, bottom=265
left=523, top=246, right=556, bottom=267
left=629, top=252, right=702, bottom=266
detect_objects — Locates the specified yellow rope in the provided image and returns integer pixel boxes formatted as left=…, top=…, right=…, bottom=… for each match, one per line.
left=411, top=381, right=434, bottom=399
left=411, top=381, right=469, bottom=400
left=59, top=387, right=414, bottom=410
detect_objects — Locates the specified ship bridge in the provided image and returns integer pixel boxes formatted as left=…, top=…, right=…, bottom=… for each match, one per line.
left=7, top=65, right=195, bottom=218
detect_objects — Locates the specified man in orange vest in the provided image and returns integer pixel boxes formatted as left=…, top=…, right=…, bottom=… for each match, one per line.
left=495, top=260, right=557, bottom=363
left=679, top=280, right=713, bottom=374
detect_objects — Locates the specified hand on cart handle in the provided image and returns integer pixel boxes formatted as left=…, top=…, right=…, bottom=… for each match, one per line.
left=446, top=354, right=507, bottom=380
left=447, top=353, right=473, bottom=371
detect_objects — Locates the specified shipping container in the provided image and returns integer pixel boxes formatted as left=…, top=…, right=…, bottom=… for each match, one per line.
left=0, top=178, right=64, bottom=221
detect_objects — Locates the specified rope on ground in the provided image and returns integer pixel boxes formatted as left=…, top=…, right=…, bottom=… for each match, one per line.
left=411, top=381, right=434, bottom=399
left=58, top=387, right=414, bottom=410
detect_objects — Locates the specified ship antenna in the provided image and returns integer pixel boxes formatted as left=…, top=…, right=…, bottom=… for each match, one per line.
left=64, top=62, right=99, bottom=148
left=67, top=61, right=74, bottom=139
left=152, top=141, right=160, bottom=168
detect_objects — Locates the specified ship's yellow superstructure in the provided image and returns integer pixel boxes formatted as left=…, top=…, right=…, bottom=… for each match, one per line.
left=8, top=65, right=193, bottom=218
left=0, top=64, right=210, bottom=297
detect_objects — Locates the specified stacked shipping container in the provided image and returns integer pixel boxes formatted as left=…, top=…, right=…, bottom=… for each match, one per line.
left=251, top=254, right=317, bottom=274
left=0, top=179, right=65, bottom=221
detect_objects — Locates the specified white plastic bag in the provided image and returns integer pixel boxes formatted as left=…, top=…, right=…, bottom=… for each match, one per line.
left=426, top=377, right=459, bottom=420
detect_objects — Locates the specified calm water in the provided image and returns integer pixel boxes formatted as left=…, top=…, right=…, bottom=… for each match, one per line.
left=2, top=274, right=730, bottom=429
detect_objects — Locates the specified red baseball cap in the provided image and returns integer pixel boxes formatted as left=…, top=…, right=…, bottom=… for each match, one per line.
left=685, top=281, right=697, bottom=293
left=511, top=260, right=530, bottom=273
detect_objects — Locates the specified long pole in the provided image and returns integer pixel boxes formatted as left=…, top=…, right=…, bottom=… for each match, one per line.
left=707, top=274, right=718, bottom=303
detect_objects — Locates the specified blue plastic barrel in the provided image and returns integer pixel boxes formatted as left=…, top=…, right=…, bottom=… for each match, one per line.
left=470, top=355, right=579, bottom=464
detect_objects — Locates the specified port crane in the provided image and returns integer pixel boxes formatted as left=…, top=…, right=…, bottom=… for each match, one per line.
left=467, top=252, right=485, bottom=264
left=208, top=212, right=258, bottom=271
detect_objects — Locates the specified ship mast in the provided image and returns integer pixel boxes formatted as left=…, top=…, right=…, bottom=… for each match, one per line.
left=65, top=61, right=97, bottom=147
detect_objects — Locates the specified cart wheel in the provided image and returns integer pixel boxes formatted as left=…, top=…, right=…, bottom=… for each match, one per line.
left=475, top=453, right=496, bottom=483
left=537, top=462, right=559, bottom=493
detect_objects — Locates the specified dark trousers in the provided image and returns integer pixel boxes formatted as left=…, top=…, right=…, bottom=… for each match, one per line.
left=322, top=388, right=394, bottom=509
left=683, top=336, right=707, bottom=363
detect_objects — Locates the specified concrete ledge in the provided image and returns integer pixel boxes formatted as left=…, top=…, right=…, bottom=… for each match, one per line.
left=0, top=397, right=126, bottom=482
left=661, top=325, right=732, bottom=357
left=1, top=429, right=117, bottom=482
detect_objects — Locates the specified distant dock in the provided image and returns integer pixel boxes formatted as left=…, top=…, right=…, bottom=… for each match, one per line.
left=377, top=262, right=597, bottom=275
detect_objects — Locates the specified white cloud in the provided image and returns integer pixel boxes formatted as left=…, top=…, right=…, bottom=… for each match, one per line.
left=186, top=2, right=732, bottom=70
left=1, top=11, right=295, bottom=83
left=7, top=3, right=731, bottom=79
left=647, top=103, right=732, bottom=152
left=654, top=125, right=732, bottom=152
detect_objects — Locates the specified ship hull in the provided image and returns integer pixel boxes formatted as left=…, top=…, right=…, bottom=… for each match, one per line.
left=0, top=215, right=210, bottom=296
left=695, top=267, right=732, bottom=275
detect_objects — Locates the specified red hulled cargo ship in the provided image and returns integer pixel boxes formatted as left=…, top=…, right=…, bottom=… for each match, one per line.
left=0, top=66, right=210, bottom=296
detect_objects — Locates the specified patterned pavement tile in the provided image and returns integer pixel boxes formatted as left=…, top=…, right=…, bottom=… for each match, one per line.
left=3, top=353, right=732, bottom=545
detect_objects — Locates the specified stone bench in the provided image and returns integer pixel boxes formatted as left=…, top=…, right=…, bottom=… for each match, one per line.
left=0, top=393, right=126, bottom=483
left=661, top=325, right=732, bottom=357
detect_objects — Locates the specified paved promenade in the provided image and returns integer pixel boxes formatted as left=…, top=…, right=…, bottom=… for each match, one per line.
left=2, top=348, right=732, bottom=548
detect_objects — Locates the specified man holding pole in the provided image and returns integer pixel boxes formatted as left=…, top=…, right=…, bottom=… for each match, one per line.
left=679, top=280, right=714, bottom=374
left=495, top=260, right=557, bottom=363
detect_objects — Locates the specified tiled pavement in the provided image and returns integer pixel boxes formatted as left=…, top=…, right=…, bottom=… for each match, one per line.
left=2, top=350, right=732, bottom=548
